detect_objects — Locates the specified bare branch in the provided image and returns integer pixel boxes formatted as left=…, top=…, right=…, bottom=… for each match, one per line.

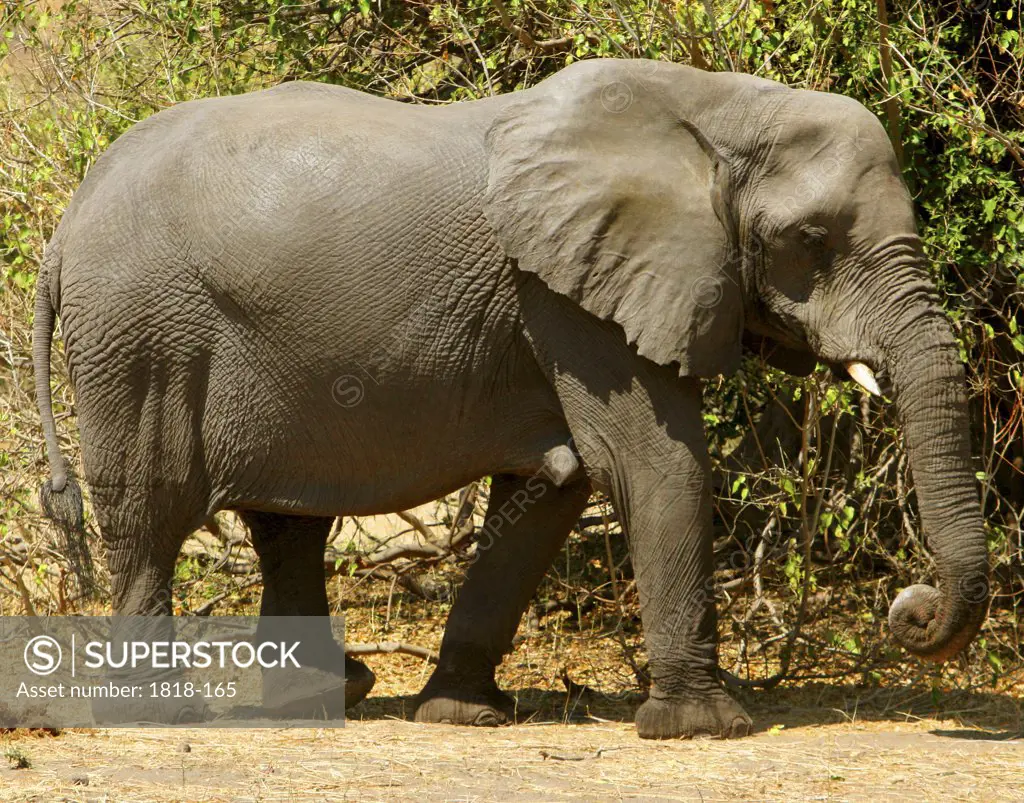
left=345, top=641, right=438, bottom=664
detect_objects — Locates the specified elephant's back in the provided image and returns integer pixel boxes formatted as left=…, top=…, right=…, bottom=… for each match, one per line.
left=54, top=81, right=504, bottom=338
left=56, top=81, right=497, bottom=264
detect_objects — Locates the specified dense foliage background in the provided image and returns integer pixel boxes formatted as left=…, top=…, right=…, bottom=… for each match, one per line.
left=1, top=1, right=1021, bottom=694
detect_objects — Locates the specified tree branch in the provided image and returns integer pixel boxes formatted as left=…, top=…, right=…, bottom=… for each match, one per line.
left=491, top=0, right=572, bottom=51
left=875, top=0, right=904, bottom=167
left=345, top=641, right=438, bottom=663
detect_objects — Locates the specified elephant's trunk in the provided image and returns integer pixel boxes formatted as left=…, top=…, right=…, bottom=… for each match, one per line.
left=881, top=298, right=989, bottom=662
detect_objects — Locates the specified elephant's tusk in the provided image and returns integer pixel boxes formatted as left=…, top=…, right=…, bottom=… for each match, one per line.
left=846, top=361, right=882, bottom=397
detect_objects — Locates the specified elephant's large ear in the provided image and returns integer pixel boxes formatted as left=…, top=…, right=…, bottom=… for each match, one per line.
left=483, top=62, right=743, bottom=377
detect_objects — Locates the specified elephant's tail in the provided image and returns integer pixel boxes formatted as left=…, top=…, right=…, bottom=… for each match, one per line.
left=34, top=248, right=88, bottom=580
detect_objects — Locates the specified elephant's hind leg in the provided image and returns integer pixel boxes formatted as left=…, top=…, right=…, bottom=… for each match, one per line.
left=239, top=511, right=375, bottom=715
left=413, top=472, right=590, bottom=726
left=87, top=485, right=208, bottom=724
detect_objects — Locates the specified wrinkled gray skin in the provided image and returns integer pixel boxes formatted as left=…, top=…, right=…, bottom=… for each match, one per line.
left=35, top=59, right=989, bottom=738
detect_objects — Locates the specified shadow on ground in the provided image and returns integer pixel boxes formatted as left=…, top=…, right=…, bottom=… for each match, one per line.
left=350, top=681, right=1023, bottom=738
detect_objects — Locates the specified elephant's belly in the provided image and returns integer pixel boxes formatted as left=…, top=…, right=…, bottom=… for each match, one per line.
left=207, top=352, right=570, bottom=518
left=191, top=231, right=565, bottom=517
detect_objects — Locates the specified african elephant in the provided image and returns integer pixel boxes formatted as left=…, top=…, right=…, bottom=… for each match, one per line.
left=35, top=58, right=989, bottom=739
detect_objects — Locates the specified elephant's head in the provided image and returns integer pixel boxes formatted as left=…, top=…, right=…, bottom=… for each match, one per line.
left=483, top=58, right=988, bottom=662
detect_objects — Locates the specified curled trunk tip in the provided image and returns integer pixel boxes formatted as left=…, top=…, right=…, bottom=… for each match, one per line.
left=888, top=576, right=988, bottom=662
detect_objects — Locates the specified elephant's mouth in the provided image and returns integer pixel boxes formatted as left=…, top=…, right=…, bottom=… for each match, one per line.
left=742, top=331, right=817, bottom=376
left=744, top=329, right=894, bottom=399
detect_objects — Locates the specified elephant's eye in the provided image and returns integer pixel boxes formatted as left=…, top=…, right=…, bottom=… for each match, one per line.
left=800, top=224, right=829, bottom=249
left=800, top=224, right=834, bottom=264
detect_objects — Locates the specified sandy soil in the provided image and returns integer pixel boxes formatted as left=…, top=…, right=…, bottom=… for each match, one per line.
left=3, top=673, right=1022, bottom=803
left=1, top=713, right=1021, bottom=801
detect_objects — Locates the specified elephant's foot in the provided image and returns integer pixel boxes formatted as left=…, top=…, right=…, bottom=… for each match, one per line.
left=413, top=668, right=515, bottom=726
left=344, top=656, right=376, bottom=708
left=92, top=682, right=208, bottom=726
left=635, top=690, right=751, bottom=740
left=261, top=656, right=375, bottom=718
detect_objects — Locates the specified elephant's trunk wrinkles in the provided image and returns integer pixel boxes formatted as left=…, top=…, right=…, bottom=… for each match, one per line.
left=882, top=299, right=989, bottom=662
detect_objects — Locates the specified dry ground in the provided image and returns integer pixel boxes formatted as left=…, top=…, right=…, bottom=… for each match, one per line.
left=2, top=619, right=1022, bottom=801
left=0, top=702, right=1021, bottom=801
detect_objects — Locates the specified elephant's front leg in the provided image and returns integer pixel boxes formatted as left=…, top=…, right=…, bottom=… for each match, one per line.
left=531, top=314, right=751, bottom=739
left=607, top=395, right=751, bottom=740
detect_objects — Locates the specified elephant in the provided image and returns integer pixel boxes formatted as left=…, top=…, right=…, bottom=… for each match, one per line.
left=34, top=58, right=989, bottom=739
